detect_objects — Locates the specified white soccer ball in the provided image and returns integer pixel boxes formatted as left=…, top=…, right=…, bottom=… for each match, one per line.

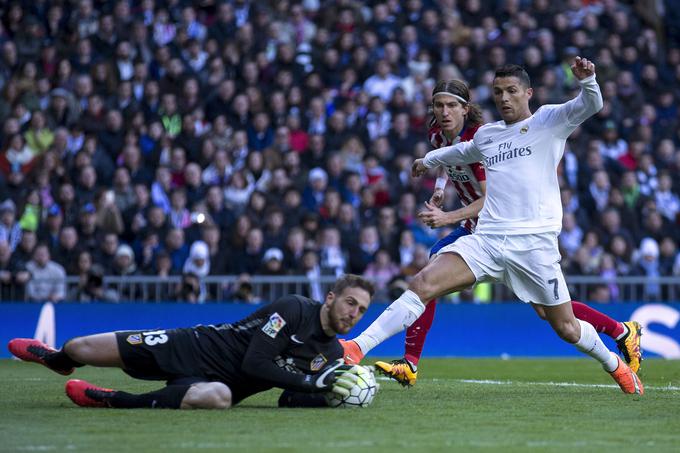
left=326, top=365, right=378, bottom=408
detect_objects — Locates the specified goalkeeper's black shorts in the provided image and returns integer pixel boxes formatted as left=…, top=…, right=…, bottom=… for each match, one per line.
left=115, top=328, right=270, bottom=404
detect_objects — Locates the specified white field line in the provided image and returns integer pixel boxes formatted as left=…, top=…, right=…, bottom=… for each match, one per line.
left=376, top=376, right=680, bottom=391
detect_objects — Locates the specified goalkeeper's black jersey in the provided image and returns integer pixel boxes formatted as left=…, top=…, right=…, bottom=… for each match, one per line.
left=187, top=295, right=343, bottom=392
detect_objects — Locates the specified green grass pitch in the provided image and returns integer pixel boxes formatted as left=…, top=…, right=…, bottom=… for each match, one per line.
left=1, top=358, right=679, bottom=452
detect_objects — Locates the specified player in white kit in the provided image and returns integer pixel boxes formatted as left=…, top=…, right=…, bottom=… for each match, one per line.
left=343, top=58, right=643, bottom=395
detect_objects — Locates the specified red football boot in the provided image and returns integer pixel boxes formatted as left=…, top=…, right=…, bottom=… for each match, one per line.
left=339, top=339, right=364, bottom=365
left=65, top=379, right=115, bottom=408
left=7, top=338, right=74, bottom=375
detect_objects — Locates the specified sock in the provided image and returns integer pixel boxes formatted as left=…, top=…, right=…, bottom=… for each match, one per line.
left=44, top=349, right=84, bottom=371
left=108, top=385, right=191, bottom=409
left=574, top=319, right=619, bottom=372
left=353, top=290, right=426, bottom=355
left=614, top=324, right=629, bottom=341
left=571, top=301, right=625, bottom=339
left=404, top=299, right=437, bottom=366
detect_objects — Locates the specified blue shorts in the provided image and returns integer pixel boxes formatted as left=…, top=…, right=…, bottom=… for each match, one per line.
left=429, top=226, right=472, bottom=257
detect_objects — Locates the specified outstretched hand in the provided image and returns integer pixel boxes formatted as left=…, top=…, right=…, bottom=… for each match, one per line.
left=571, top=56, right=596, bottom=80
left=412, top=159, right=428, bottom=177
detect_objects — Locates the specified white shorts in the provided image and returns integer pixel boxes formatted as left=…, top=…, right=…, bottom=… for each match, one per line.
left=437, top=232, right=571, bottom=306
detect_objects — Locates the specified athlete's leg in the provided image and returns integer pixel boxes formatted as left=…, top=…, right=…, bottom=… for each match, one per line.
left=534, top=301, right=624, bottom=339
left=8, top=332, right=124, bottom=374
left=403, top=302, right=436, bottom=366
left=532, top=301, right=642, bottom=372
left=534, top=301, right=643, bottom=394
left=402, top=227, right=471, bottom=366
left=539, top=302, right=642, bottom=393
left=64, top=333, right=125, bottom=367
left=65, top=378, right=209, bottom=409
left=509, top=234, right=642, bottom=394
left=570, top=301, right=625, bottom=338
left=7, top=337, right=87, bottom=375
left=180, top=382, right=232, bottom=409
left=375, top=299, right=435, bottom=385
left=350, top=252, right=476, bottom=358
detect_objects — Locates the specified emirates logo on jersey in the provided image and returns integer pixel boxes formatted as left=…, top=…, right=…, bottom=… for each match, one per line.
left=485, top=142, right=533, bottom=168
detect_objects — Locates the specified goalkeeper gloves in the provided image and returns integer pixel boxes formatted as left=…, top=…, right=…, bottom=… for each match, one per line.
left=310, top=359, right=361, bottom=397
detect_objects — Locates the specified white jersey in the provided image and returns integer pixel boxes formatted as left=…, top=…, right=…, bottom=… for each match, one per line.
left=423, top=75, right=603, bottom=235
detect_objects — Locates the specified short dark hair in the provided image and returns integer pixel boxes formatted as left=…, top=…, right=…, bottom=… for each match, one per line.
left=494, top=64, right=531, bottom=88
left=332, top=274, right=375, bottom=298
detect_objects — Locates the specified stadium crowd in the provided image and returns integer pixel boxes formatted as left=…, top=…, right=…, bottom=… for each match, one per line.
left=0, top=0, right=679, bottom=303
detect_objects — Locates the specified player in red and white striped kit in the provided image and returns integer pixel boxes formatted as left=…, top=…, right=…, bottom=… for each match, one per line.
left=367, top=80, right=641, bottom=386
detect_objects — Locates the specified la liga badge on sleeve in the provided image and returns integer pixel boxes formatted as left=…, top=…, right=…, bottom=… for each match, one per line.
left=262, top=312, right=287, bottom=338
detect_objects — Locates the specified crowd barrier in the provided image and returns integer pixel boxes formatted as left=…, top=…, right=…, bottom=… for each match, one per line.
left=1, top=301, right=678, bottom=359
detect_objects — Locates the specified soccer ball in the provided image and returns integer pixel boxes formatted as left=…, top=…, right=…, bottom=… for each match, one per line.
left=326, top=365, right=378, bottom=408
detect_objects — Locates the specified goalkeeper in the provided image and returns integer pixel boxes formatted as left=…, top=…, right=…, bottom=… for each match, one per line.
left=8, top=274, right=374, bottom=409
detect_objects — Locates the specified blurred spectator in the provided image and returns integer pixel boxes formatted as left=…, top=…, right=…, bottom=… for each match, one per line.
left=70, top=264, right=119, bottom=303
left=112, top=244, right=138, bottom=299
left=598, top=121, right=627, bottom=160
left=183, top=240, right=210, bottom=302
left=659, top=237, right=678, bottom=276
left=608, top=235, right=634, bottom=276
left=96, top=233, right=119, bottom=274
left=560, top=212, right=584, bottom=259
left=259, top=247, right=287, bottom=298
left=632, top=237, right=661, bottom=300
left=349, top=225, right=380, bottom=274
left=37, top=205, right=62, bottom=253
left=234, top=227, right=265, bottom=274
left=363, top=249, right=400, bottom=300
left=282, top=227, right=306, bottom=273
left=599, top=253, right=620, bottom=301
left=230, top=275, right=261, bottom=304
left=25, top=243, right=66, bottom=302
left=363, top=59, right=401, bottom=102
left=318, top=226, right=347, bottom=277
left=655, top=171, right=680, bottom=222
left=302, top=167, right=328, bottom=211
left=174, top=271, right=201, bottom=304
left=0, top=199, right=21, bottom=251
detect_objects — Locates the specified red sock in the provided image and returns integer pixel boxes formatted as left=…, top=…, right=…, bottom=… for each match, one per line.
left=571, top=300, right=624, bottom=339
left=404, top=299, right=437, bottom=365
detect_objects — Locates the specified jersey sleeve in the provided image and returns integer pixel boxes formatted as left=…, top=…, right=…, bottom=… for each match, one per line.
left=535, top=75, right=603, bottom=138
left=240, top=296, right=318, bottom=392
left=470, top=162, right=486, bottom=182
left=423, top=140, right=482, bottom=168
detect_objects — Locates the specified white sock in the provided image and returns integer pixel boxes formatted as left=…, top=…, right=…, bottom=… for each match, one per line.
left=353, top=290, right=426, bottom=354
left=574, top=319, right=619, bottom=372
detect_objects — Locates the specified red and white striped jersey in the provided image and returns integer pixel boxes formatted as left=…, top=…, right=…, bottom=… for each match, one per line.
left=428, top=118, right=485, bottom=232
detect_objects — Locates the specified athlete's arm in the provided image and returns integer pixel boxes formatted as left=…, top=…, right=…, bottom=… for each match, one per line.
left=414, top=140, right=482, bottom=175
left=541, top=57, right=603, bottom=137
left=240, top=297, right=350, bottom=393
left=240, top=296, right=318, bottom=391
left=419, top=181, right=486, bottom=228
left=431, top=167, right=448, bottom=207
